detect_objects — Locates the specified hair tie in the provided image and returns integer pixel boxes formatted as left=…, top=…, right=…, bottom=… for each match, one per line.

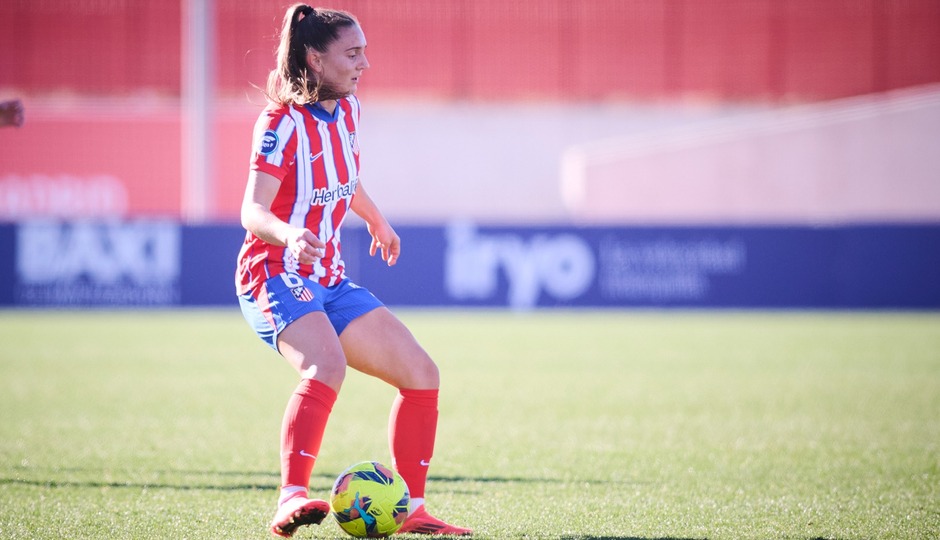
left=297, top=6, right=314, bottom=23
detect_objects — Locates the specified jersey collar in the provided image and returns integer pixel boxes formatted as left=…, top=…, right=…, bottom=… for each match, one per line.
left=304, top=101, right=340, bottom=123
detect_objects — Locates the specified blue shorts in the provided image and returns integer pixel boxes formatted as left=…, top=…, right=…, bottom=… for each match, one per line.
left=239, top=273, right=384, bottom=351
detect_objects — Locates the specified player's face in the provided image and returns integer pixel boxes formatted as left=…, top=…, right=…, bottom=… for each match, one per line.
left=311, top=24, right=369, bottom=98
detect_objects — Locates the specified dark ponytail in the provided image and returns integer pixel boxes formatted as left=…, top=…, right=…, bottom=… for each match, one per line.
left=265, top=3, right=359, bottom=106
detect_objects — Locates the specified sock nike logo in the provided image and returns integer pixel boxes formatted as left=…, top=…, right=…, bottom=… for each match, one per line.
left=299, top=450, right=316, bottom=459
left=419, top=459, right=430, bottom=466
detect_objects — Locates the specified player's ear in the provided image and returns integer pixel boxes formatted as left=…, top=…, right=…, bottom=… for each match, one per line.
left=306, top=50, right=323, bottom=73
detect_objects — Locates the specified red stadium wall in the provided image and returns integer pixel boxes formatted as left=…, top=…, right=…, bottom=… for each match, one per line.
left=0, top=104, right=255, bottom=220
left=2, top=1, right=939, bottom=222
left=2, top=0, right=938, bottom=101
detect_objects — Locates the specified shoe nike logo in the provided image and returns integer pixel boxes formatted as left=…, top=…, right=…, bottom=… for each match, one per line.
left=299, top=450, right=316, bottom=459
left=419, top=459, right=430, bottom=466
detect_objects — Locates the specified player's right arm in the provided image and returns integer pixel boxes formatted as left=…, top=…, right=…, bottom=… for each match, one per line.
left=241, top=169, right=325, bottom=265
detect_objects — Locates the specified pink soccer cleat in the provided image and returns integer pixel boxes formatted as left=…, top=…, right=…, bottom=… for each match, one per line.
left=397, top=505, right=472, bottom=536
left=270, top=497, right=330, bottom=538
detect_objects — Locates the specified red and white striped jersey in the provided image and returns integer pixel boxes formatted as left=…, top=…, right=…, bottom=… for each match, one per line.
left=237, top=96, right=362, bottom=295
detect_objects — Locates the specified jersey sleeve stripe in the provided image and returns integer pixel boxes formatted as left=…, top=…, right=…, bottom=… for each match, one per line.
left=266, top=114, right=296, bottom=168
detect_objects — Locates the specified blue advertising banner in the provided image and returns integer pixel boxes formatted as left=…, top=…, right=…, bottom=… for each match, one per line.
left=8, top=221, right=182, bottom=306
left=348, top=223, right=940, bottom=309
left=1, top=222, right=938, bottom=309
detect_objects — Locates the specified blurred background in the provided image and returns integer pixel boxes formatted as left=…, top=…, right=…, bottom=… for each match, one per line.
left=1, top=0, right=938, bottom=309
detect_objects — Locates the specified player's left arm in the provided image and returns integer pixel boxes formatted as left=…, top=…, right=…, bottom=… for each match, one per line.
left=350, top=181, right=400, bottom=266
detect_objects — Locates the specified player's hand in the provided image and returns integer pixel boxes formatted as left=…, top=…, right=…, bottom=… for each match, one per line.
left=367, top=221, right=400, bottom=266
left=285, top=228, right=325, bottom=265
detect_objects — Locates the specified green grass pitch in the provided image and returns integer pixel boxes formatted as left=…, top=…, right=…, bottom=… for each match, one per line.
left=1, top=309, right=938, bottom=539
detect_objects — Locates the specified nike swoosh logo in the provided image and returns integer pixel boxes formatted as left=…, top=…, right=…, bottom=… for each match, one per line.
left=299, top=450, right=316, bottom=459
left=310, top=151, right=324, bottom=162
left=419, top=460, right=430, bottom=466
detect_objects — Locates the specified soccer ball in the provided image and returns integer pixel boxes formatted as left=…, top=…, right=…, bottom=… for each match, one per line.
left=330, top=461, right=410, bottom=538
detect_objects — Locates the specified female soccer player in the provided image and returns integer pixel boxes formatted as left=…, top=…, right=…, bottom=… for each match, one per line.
left=236, top=4, right=471, bottom=538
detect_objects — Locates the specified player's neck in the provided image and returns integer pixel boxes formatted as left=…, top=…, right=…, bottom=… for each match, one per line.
left=318, top=100, right=337, bottom=115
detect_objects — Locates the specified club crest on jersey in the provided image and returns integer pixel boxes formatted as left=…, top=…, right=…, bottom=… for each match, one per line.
left=259, top=130, right=279, bottom=155
left=349, top=132, right=359, bottom=155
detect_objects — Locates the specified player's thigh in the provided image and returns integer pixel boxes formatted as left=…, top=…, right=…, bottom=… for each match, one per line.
left=278, top=311, right=348, bottom=388
left=339, top=307, right=440, bottom=390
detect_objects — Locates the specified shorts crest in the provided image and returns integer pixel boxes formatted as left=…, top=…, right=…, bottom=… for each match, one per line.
left=291, top=286, right=314, bottom=302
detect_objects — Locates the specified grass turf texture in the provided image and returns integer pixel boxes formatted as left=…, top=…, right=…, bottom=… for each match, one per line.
left=0, top=309, right=937, bottom=539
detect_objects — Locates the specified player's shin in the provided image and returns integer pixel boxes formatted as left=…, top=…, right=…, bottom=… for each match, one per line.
left=388, top=388, right=438, bottom=508
left=280, top=378, right=337, bottom=494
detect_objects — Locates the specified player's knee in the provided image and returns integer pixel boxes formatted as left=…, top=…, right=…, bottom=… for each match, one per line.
left=407, top=353, right=440, bottom=389
left=298, top=355, right=347, bottom=388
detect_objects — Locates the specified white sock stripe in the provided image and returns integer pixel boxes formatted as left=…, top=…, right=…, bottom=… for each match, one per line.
left=408, top=497, right=425, bottom=514
left=278, top=485, right=307, bottom=507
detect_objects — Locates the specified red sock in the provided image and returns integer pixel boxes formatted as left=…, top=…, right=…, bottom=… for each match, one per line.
left=388, top=388, right=438, bottom=499
left=281, top=378, right=337, bottom=490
